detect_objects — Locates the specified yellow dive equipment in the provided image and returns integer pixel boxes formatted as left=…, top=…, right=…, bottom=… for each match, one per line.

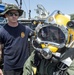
left=41, top=44, right=58, bottom=53
left=54, top=14, right=70, bottom=26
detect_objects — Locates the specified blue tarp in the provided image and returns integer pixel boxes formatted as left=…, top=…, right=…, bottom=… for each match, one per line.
left=0, top=4, right=5, bottom=13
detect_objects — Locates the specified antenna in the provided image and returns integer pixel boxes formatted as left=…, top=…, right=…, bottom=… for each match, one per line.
left=28, top=0, right=31, bottom=19
left=0, top=0, right=2, bottom=4
left=15, top=0, right=22, bottom=9
left=29, top=9, right=31, bottom=19
left=15, top=0, right=20, bottom=7
left=20, top=0, right=22, bottom=9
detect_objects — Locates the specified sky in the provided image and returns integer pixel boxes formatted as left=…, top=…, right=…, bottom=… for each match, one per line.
left=2, top=0, right=74, bottom=19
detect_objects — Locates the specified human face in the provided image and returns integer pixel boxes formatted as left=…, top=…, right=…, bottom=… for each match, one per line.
left=5, top=10, right=19, bottom=23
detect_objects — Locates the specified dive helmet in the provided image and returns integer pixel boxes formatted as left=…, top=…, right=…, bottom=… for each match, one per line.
left=45, top=10, right=70, bottom=26
left=67, top=20, right=74, bottom=41
left=34, top=23, right=70, bottom=53
left=54, top=13, right=70, bottom=26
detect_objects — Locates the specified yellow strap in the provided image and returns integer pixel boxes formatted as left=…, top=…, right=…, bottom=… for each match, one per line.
left=32, top=66, right=37, bottom=74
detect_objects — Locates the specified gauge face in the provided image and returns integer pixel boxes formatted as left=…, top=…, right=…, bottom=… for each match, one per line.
left=38, top=25, right=65, bottom=44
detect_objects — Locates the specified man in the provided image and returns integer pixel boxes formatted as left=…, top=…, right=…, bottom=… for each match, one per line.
left=0, top=42, right=3, bottom=75
left=22, top=21, right=74, bottom=75
left=0, top=4, right=33, bottom=75
left=0, top=69, right=3, bottom=75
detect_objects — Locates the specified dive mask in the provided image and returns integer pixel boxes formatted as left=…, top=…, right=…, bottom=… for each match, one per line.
left=35, top=23, right=68, bottom=52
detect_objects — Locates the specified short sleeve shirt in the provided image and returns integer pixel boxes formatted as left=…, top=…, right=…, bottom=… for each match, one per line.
left=0, top=23, right=32, bottom=70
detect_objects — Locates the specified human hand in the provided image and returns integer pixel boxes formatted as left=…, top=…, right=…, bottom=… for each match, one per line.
left=0, top=69, right=3, bottom=75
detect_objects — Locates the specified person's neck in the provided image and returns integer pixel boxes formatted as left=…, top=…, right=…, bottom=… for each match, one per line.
left=8, top=22, right=18, bottom=27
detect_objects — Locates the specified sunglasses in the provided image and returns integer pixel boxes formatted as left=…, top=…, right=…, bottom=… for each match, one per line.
left=7, top=12, right=19, bottom=16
